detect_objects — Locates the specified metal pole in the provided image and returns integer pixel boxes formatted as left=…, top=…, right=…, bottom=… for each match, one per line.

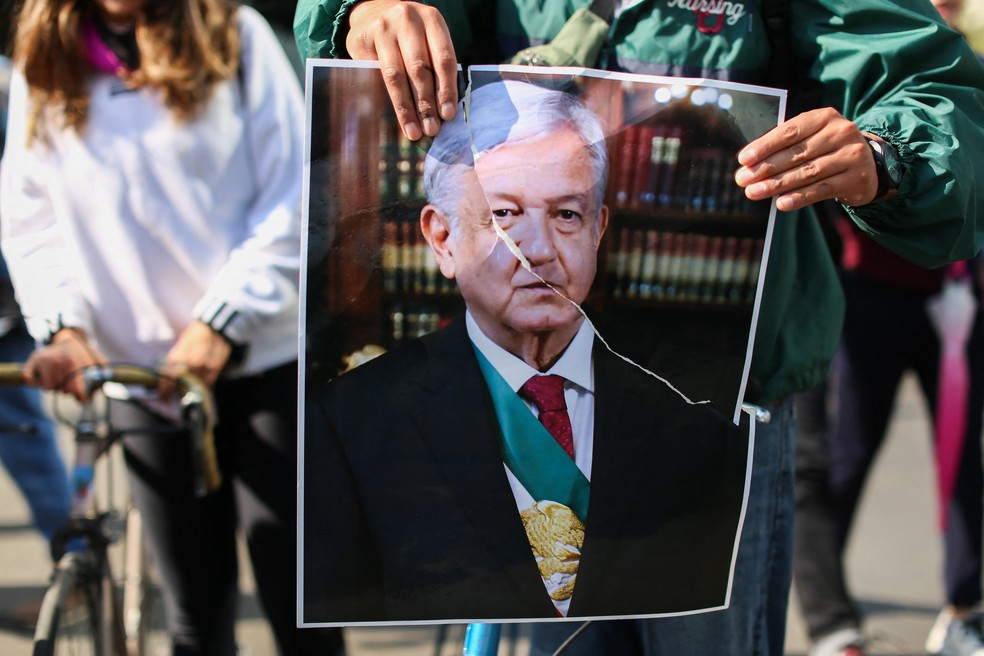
left=462, top=623, right=501, bottom=656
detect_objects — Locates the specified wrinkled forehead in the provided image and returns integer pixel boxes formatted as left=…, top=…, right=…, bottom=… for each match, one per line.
left=473, top=128, right=598, bottom=190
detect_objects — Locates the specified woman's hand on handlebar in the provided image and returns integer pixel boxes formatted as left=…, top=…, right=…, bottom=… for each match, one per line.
left=159, top=321, right=231, bottom=400
left=24, top=328, right=107, bottom=401
left=347, top=0, right=459, bottom=141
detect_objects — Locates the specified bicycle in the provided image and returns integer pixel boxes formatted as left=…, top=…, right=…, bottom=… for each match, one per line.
left=0, top=362, right=221, bottom=656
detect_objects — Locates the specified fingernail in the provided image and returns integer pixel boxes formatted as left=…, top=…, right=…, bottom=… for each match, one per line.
left=404, top=122, right=422, bottom=141
left=776, top=196, right=794, bottom=212
left=737, top=147, right=755, bottom=166
left=440, top=102, right=456, bottom=121
left=422, top=117, right=440, bottom=136
left=735, top=168, right=751, bottom=186
left=747, top=182, right=766, bottom=199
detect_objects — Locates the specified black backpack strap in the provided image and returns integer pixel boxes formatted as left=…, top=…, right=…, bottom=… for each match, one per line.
left=760, top=0, right=824, bottom=113
left=759, top=0, right=790, bottom=33
left=760, top=0, right=793, bottom=87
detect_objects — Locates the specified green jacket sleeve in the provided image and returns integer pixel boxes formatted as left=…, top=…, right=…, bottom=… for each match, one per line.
left=795, top=0, right=984, bottom=268
left=293, top=0, right=355, bottom=60
left=293, top=0, right=484, bottom=61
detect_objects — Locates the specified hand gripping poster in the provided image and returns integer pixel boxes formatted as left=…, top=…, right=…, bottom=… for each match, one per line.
left=298, top=62, right=784, bottom=626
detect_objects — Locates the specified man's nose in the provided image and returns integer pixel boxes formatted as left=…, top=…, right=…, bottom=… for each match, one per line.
left=513, top=213, right=558, bottom=266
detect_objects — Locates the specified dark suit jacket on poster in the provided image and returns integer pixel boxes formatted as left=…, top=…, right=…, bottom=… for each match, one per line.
left=301, top=318, right=750, bottom=624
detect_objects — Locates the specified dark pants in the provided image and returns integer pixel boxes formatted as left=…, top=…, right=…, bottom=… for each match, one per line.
left=793, top=273, right=984, bottom=640
left=116, top=362, right=345, bottom=656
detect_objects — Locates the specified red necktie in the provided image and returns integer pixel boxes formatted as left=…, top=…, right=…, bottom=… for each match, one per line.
left=519, top=375, right=575, bottom=459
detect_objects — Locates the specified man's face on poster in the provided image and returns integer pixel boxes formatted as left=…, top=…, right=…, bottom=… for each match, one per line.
left=423, top=127, right=609, bottom=344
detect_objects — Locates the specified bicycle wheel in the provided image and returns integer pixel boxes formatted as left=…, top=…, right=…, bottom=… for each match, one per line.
left=32, top=552, right=104, bottom=656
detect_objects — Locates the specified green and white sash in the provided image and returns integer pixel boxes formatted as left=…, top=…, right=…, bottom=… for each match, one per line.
left=474, top=347, right=590, bottom=603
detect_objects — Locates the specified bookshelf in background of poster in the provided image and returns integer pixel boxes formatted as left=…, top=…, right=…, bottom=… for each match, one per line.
left=600, top=108, right=771, bottom=312
left=376, top=109, right=462, bottom=350
left=582, top=83, right=774, bottom=411
left=316, top=71, right=772, bottom=379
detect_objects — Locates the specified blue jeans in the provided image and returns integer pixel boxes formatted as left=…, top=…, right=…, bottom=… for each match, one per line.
left=0, top=322, right=71, bottom=545
left=530, top=398, right=796, bottom=655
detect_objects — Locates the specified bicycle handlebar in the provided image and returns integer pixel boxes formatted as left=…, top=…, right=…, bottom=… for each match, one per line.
left=0, top=362, right=222, bottom=495
left=0, top=363, right=27, bottom=385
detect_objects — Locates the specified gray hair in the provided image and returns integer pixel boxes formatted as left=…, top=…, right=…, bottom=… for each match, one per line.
left=423, top=79, right=609, bottom=221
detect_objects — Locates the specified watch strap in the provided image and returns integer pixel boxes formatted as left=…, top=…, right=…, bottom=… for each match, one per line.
left=865, top=136, right=900, bottom=202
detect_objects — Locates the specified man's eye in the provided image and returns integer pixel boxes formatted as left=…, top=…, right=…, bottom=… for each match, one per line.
left=492, top=209, right=516, bottom=218
left=558, top=210, right=582, bottom=220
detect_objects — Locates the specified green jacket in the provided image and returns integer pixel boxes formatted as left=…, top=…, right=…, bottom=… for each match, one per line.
left=295, top=0, right=984, bottom=403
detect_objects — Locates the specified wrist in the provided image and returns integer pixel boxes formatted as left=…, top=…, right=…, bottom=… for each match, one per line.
left=48, top=326, right=88, bottom=346
left=861, top=132, right=902, bottom=204
left=195, top=320, right=247, bottom=371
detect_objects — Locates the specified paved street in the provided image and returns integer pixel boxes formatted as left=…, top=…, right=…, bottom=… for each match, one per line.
left=0, top=374, right=954, bottom=654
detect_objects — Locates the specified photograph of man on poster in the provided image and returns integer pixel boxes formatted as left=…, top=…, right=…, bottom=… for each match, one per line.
left=301, top=78, right=751, bottom=625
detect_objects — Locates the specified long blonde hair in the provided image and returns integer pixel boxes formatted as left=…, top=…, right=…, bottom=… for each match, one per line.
left=13, top=0, right=240, bottom=141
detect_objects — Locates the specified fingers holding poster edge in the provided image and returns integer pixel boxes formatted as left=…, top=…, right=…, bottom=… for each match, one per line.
left=347, top=0, right=459, bottom=140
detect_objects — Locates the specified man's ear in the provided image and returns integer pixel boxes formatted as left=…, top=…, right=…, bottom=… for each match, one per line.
left=595, top=204, right=610, bottom=248
left=420, top=205, right=457, bottom=279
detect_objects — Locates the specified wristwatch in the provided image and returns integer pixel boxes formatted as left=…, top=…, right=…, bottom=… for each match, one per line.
left=864, top=134, right=902, bottom=203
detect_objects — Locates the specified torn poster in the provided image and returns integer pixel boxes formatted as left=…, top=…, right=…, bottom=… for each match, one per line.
left=298, top=62, right=783, bottom=626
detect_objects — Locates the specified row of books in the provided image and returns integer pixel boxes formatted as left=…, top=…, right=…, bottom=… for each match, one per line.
left=607, top=228, right=765, bottom=305
left=381, top=220, right=458, bottom=296
left=610, top=124, right=759, bottom=216
left=378, top=117, right=427, bottom=203
left=387, top=304, right=445, bottom=344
